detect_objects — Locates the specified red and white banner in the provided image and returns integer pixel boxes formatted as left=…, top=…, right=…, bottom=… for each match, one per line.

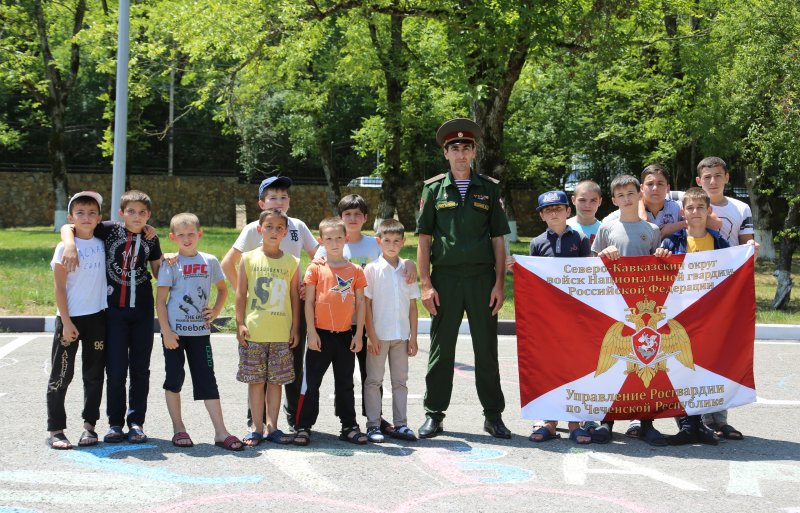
left=514, top=245, right=756, bottom=421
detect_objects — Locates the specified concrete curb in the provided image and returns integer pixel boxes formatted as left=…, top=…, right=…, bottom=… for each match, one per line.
left=1, top=316, right=797, bottom=340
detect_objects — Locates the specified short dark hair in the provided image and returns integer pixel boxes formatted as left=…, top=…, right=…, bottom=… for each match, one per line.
left=697, top=157, right=728, bottom=175
left=682, top=187, right=711, bottom=208
left=319, top=216, right=346, bottom=237
left=641, top=163, right=671, bottom=183
left=69, top=197, right=100, bottom=215
left=573, top=180, right=601, bottom=196
left=610, top=174, right=640, bottom=194
left=259, top=208, right=288, bottom=227
left=377, top=218, right=404, bottom=237
left=120, top=190, right=152, bottom=211
left=338, top=194, right=369, bottom=216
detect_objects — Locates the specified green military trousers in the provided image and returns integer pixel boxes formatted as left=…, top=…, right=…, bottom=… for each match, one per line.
left=424, top=266, right=505, bottom=422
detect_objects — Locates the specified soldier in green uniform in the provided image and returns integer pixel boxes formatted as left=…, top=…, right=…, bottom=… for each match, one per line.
left=416, top=118, right=512, bottom=439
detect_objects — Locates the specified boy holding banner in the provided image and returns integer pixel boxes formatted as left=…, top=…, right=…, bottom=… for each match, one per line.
left=591, top=174, right=672, bottom=446
left=522, top=190, right=593, bottom=444
left=659, top=187, right=732, bottom=445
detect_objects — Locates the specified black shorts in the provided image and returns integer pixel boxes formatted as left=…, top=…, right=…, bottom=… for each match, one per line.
left=162, top=334, right=220, bottom=400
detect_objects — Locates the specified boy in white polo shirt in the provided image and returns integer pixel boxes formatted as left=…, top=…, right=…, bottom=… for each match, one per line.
left=363, top=219, right=421, bottom=442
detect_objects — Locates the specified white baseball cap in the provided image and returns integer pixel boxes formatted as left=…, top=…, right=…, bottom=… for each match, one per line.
left=67, top=191, right=103, bottom=212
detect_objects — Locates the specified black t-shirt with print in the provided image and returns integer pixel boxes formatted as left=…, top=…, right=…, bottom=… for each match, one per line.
left=94, top=221, right=162, bottom=309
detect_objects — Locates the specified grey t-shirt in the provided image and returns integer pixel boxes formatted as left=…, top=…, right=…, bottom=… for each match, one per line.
left=603, top=198, right=682, bottom=230
left=316, top=235, right=381, bottom=268
left=591, top=218, right=660, bottom=257
left=157, top=251, right=224, bottom=336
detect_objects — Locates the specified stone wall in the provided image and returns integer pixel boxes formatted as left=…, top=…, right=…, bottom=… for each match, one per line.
left=0, top=171, right=545, bottom=235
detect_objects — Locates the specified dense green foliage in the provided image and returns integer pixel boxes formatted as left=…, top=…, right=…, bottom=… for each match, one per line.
left=2, top=0, right=800, bottom=304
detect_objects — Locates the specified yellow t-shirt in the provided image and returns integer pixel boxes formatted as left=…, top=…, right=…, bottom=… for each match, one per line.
left=242, top=249, right=299, bottom=343
left=687, top=233, right=715, bottom=253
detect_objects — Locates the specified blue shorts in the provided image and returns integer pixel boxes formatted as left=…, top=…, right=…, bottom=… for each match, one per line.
left=162, top=334, right=220, bottom=400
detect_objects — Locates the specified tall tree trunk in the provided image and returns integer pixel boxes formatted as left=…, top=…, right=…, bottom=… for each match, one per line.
left=32, top=0, right=86, bottom=229
left=370, top=14, right=407, bottom=226
left=470, top=27, right=530, bottom=241
left=315, top=117, right=340, bottom=215
left=744, top=163, right=775, bottom=261
left=772, top=183, right=800, bottom=310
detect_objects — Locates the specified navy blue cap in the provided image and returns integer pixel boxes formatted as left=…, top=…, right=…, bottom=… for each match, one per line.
left=258, top=176, right=293, bottom=198
left=537, top=190, right=569, bottom=211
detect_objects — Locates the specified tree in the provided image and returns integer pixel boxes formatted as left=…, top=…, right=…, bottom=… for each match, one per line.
left=1, top=0, right=87, bottom=227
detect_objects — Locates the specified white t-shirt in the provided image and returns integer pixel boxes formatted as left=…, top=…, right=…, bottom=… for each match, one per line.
left=51, top=237, right=108, bottom=317
left=364, top=256, right=421, bottom=341
left=316, top=234, right=381, bottom=268
left=233, top=217, right=317, bottom=258
left=710, top=197, right=754, bottom=246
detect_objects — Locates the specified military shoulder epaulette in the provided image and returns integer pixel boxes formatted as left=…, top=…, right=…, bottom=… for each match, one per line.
left=424, top=173, right=446, bottom=185
left=479, top=174, right=500, bottom=184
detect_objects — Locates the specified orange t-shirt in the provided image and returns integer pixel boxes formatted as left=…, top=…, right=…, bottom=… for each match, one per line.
left=304, top=262, right=367, bottom=332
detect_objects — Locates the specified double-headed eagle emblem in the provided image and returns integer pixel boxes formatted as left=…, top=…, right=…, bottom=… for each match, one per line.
left=595, top=299, right=693, bottom=387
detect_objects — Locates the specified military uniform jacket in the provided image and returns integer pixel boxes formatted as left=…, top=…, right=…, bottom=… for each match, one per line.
left=416, top=170, right=510, bottom=269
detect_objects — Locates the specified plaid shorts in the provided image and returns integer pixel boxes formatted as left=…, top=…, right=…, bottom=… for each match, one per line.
left=236, top=341, right=295, bottom=385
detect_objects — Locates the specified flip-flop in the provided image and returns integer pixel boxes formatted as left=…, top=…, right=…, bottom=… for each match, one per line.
left=639, top=427, right=668, bottom=447
left=171, top=431, right=194, bottom=448
left=103, top=426, right=125, bottom=443
left=590, top=424, right=612, bottom=444
left=242, top=431, right=264, bottom=447
left=265, top=429, right=293, bottom=445
left=215, top=435, right=244, bottom=451
left=127, top=426, right=147, bottom=444
left=47, top=432, right=73, bottom=450
left=78, top=430, right=99, bottom=447
left=569, top=427, right=592, bottom=444
left=528, top=426, right=559, bottom=442
left=717, top=424, right=744, bottom=440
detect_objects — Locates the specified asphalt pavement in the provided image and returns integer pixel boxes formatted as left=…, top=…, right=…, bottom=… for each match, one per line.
left=0, top=333, right=798, bottom=513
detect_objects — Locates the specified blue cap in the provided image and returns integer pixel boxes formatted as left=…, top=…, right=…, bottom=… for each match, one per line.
left=537, top=190, right=569, bottom=211
left=258, top=176, right=293, bottom=198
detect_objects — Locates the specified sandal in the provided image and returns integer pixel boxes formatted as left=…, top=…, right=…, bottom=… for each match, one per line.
left=529, top=425, right=559, bottom=443
left=242, top=431, right=264, bottom=447
left=103, top=426, right=125, bottom=443
left=215, top=435, right=244, bottom=451
left=639, top=426, right=668, bottom=447
left=171, top=431, right=194, bottom=448
left=569, top=427, right=592, bottom=444
left=717, top=424, right=744, bottom=440
left=265, top=429, right=293, bottom=445
left=127, top=426, right=148, bottom=444
left=293, top=429, right=311, bottom=446
left=380, top=418, right=395, bottom=435
left=78, top=430, right=99, bottom=447
left=589, top=423, right=612, bottom=444
left=390, top=425, right=418, bottom=441
left=47, top=432, right=73, bottom=450
left=339, top=426, right=367, bottom=445
left=625, top=422, right=641, bottom=439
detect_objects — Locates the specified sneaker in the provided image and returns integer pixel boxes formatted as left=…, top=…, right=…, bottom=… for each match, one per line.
left=366, top=426, right=384, bottom=443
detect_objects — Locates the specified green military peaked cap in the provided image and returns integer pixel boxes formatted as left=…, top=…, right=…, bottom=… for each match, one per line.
left=436, top=118, right=482, bottom=147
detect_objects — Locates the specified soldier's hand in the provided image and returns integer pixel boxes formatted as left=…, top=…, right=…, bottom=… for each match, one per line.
left=421, top=285, right=440, bottom=316
left=489, top=284, right=504, bottom=316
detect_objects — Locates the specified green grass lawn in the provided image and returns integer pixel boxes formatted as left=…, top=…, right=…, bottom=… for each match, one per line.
left=1, top=226, right=798, bottom=324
